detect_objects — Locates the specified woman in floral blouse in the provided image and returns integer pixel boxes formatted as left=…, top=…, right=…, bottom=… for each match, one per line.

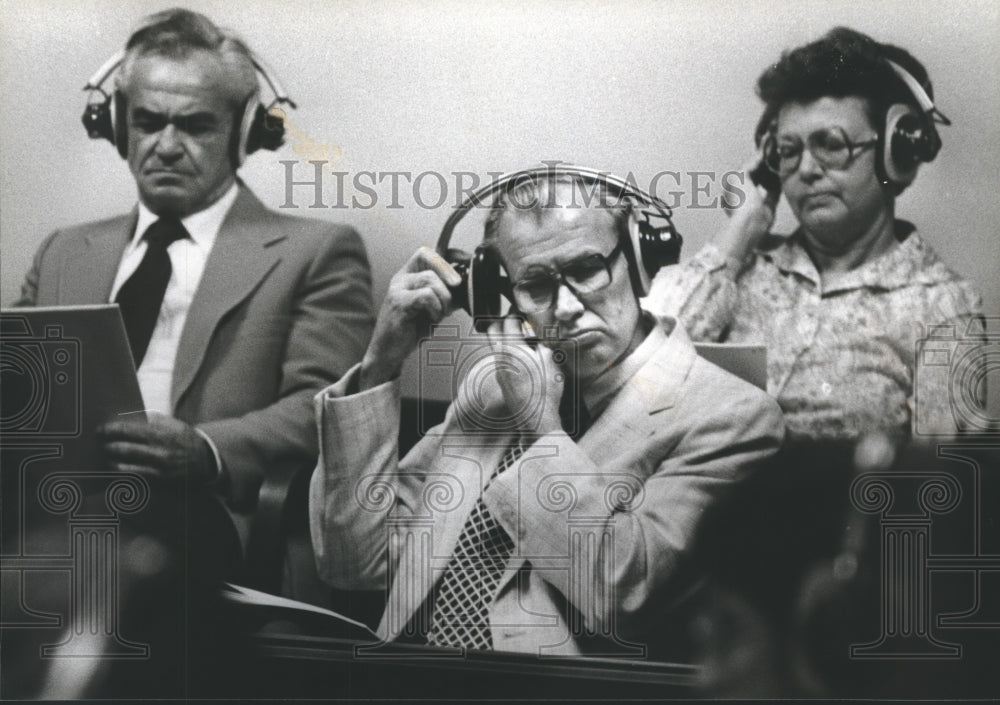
left=647, top=27, right=984, bottom=440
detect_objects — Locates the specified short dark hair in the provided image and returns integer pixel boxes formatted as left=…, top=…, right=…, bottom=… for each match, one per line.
left=754, top=27, right=934, bottom=140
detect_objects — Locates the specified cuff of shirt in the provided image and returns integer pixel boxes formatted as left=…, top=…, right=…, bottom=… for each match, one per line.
left=194, top=427, right=226, bottom=486
left=692, top=242, right=736, bottom=273
left=712, top=241, right=761, bottom=280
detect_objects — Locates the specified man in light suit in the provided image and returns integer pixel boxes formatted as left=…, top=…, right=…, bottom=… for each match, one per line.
left=16, top=9, right=373, bottom=555
left=310, top=174, right=784, bottom=656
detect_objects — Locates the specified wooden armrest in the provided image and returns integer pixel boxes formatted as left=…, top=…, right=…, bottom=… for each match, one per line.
left=244, top=461, right=309, bottom=593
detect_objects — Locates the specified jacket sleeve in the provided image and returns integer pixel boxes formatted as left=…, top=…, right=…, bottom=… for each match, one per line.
left=482, top=369, right=785, bottom=639
left=197, top=225, right=375, bottom=509
left=14, top=230, right=61, bottom=307
left=308, top=366, right=457, bottom=590
left=309, top=367, right=403, bottom=589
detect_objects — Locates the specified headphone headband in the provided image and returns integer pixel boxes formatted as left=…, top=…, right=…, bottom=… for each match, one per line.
left=884, top=59, right=950, bottom=126
left=81, top=45, right=295, bottom=164
left=83, top=49, right=297, bottom=111
left=84, top=50, right=125, bottom=94
left=756, top=55, right=950, bottom=188
left=246, top=52, right=297, bottom=110
left=754, top=58, right=950, bottom=143
left=436, top=163, right=675, bottom=253
left=436, top=164, right=682, bottom=329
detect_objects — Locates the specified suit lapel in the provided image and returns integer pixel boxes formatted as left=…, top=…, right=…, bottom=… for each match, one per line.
left=579, top=365, right=682, bottom=467
left=427, top=387, right=516, bottom=573
left=493, top=321, right=698, bottom=597
left=171, top=188, right=285, bottom=409
left=62, top=212, right=136, bottom=304
left=380, top=440, right=510, bottom=641
left=385, top=319, right=701, bottom=637
left=433, top=440, right=510, bottom=572
left=578, top=321, right=696, bottom=466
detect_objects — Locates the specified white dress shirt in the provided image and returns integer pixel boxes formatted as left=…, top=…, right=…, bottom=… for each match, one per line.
left=110, top=183, right=239, bottom=415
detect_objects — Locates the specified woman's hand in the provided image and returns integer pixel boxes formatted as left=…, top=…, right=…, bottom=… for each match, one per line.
left=718, top=151, right=781, bottom=269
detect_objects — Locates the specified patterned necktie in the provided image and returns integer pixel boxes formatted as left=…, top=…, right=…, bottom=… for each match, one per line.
left=115, top=218, right=188, bottom=366
left=426, top=436, right=524, bottom=650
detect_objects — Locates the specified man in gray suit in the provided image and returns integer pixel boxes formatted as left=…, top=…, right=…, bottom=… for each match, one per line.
left=17, top=9, right=373, bottom=551
left=310, top=173, right=784, bottom=656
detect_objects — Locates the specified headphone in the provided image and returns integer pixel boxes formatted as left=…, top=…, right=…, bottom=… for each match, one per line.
left=81, top=48, right=297, bottom=166
left=877, top=59, right=950, bottom=187
left=757, top=58, right=951, bottom=188
left=436, top=164, right=682, bottom=332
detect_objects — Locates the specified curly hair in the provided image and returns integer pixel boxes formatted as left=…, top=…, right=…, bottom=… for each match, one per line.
left=754, top=27, right=934, bottom=140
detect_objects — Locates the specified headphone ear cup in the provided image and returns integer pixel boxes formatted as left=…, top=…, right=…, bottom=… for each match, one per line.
left=81, top=94, right=117, bottom=148
left=442, top=248, right=471, bottom=314
left=632, top=215, right=682, bottom=297
left=113, top=91, right=128, bottom=159
left=881, top=103, right=929, bottom=187
left=624, top=216, right=651, bottom=297
left=469, top=245, right=502, bottom=333
left=245, top=104, right=287, bottom=157
left=231, top=94, right=260, bottom=167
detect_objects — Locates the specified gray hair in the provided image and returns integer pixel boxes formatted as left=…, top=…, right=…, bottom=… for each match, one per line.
left=482, top=172, right=632, bottom=245
left=116, top=8, right=258, bottom=108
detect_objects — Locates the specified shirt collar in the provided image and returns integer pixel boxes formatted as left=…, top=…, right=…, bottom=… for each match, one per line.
left=582, top=312, right=669, bottom=417
left=760, top=221, right=946, bottom=294
left=133, top=181, right=239, bottom=248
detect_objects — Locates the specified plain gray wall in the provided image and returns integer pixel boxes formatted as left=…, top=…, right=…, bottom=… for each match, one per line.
left=2, top=0, right=997, bottom=406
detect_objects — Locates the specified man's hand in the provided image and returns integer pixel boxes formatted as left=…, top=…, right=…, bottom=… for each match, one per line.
left=485, top=315, right=564, bottom=436
left=718, top=151, right=781, bottom=268
left=359, top=246, right=461, bottom=390
left=100, top=412, right=218, bottom=487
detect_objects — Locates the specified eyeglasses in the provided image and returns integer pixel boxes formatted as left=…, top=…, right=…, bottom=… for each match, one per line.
left=509, top=243, right=623, bottom=314
left=764, top=127, right=879, bottom=178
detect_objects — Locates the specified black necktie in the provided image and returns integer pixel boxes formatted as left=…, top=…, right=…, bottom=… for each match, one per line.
left=115, top=218, right=188, bottom=366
